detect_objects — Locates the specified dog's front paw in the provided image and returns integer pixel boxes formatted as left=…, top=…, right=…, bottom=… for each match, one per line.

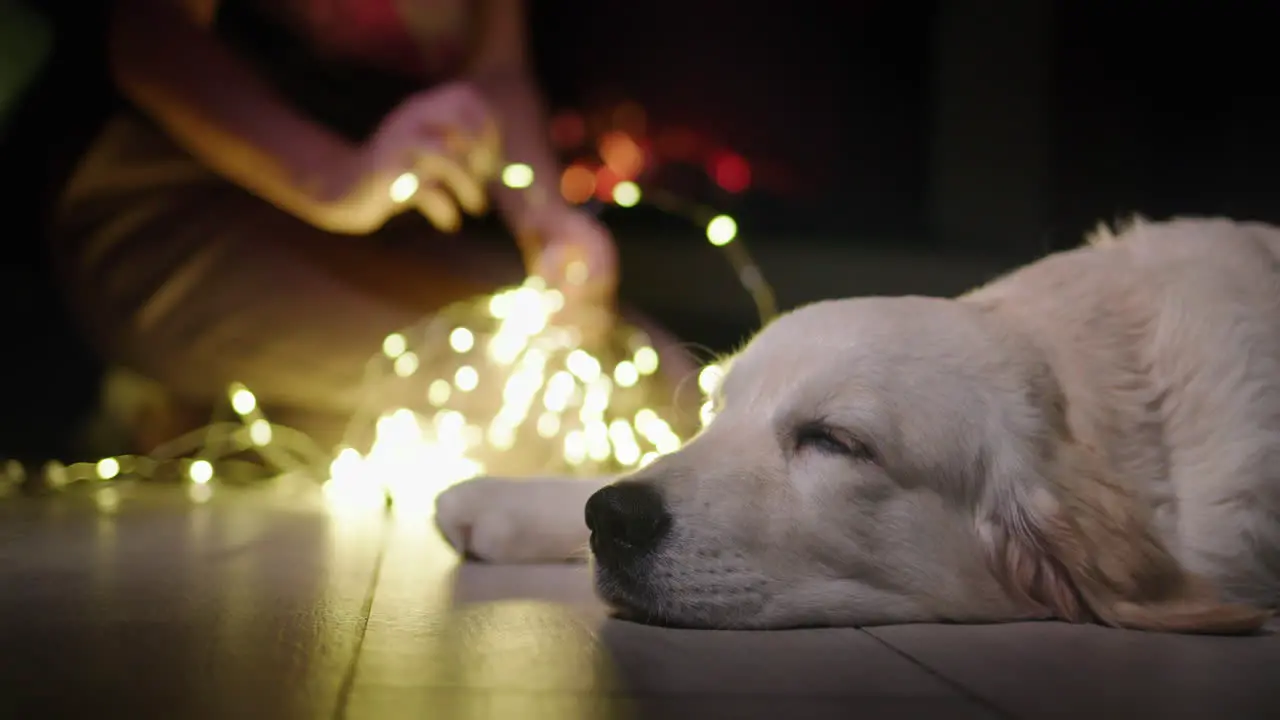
left=434, top=476, right=606, bottom=563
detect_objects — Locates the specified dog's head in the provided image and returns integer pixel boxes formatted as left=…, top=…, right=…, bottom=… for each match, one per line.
left=586, top=297, right=1270, bottom=632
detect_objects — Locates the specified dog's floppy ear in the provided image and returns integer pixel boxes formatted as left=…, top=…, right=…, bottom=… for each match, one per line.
left=986, top=436, right=1271, bottom=634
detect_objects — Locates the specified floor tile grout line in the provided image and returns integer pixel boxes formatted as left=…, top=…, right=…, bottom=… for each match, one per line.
left=860, top=629, right=1022, bottom=720
left=331, top=518, right=394, bottom=720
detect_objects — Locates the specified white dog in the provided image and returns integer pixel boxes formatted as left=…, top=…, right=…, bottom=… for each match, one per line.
left=436, top=217, right=1280, bottom=633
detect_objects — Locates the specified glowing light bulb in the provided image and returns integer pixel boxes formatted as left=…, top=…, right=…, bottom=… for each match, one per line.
left=249, top=418, right=273, bottom=446
left=437, top=409, right=464, bottom=434
left=564, top=429, right=588, bottom=465
left=427, top=379, right=452, bottom=406
left=612, top=181, right=641, bottom=207
left=449, top=327, right=475, bottom=353
left=700, top=401, right=717, bottom=428
left=188, top=459, right=214, bottom=485
left=393, top=351, right=419, bottom=377
left=698, top=364, right=724, bottom=395
left=501, top=163, right=535, bottom=189
left=389, top=172, right=420, bottom=203
left=706, top=214, right=738, bottom=246
left=635, top=408, right=658, bottom=428
left=95, top=457, right=120, bottom=480
left=3, top=460, right=25, bottom=486
left=543, top=371, right=576, bottom=412
left=566, top=349, right=602, bottom=383
left=329, top=447, right=363, bottom=483
left=581, top=377, right=612, bottom=416
left=633, top=346, right=659, bottom=375
left=487, top=422, right=516, bottom=450
left=382, top=333, right=407, bottom=358
left=454, top=365, right=479, bottom=392
left=488, top=291, right=514, bottom=319
left=536, top=412, right=561, bottom=438
left=613, top=360, right=640, bottom=387
left=608, top=419, right=639, bottom=450
left=585, top=420, right=612, bottom=462
left=544, top=289, right=565, bottom=313
left=44, top=460, right=67, bottom=488
left=616, top=442, right=642, bottom=467
left=655, top=434, right=681, bottom=455
left=229, top=384, right=257, bottom=415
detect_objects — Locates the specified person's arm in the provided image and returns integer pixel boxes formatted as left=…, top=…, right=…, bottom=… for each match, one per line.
left=462, top=0, right=565, bottom=235
left=109, top=0, right=354, bottom=231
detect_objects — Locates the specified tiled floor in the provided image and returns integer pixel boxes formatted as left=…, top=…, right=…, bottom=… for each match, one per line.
left=2, top=482, right=1277, bottom=719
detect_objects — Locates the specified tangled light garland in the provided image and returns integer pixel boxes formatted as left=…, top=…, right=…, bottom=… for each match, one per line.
left=324, top=275, right=692, bottom=516
left=0, top=107, right=776, bottom=516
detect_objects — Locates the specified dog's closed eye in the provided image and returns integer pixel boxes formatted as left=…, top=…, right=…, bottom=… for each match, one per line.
left=794, top=422, right=875, bottom=462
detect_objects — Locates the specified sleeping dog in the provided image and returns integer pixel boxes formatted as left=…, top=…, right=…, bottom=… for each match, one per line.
left=436, top=217, right=1280, bottom=633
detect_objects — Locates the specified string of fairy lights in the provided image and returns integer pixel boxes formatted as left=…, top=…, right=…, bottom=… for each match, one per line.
left=0, top=106, right=777, bottom=514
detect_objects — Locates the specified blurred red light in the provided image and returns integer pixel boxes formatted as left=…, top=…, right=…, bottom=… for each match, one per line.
left=711, top=153, right=751, bottom=194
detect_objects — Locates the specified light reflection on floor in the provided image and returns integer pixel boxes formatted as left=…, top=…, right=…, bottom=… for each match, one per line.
left=338, top=495, right=628, bottom=720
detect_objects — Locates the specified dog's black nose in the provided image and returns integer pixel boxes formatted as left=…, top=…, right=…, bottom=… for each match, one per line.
left=585, top=481, right=672, bottom=559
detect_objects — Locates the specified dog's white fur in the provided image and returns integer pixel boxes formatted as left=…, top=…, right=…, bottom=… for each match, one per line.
left=436, top=217, right=1280, bottom=633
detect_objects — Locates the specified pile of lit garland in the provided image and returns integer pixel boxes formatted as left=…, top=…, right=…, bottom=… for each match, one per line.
left=0, top=105, right=777, bottom=515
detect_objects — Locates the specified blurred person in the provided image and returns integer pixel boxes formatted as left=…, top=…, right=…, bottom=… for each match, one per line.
left=53, top=0, right=692, bottom=451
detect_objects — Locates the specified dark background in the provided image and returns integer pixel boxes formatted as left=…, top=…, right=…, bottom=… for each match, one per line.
left=2, top=0, right=1279, bottom=461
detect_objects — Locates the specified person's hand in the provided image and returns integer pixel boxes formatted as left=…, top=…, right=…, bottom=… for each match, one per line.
left=519, top=202, right=699, bottom=403
left=518, top=203, right=620, bottom=305
left=306, top=82, right=502, bottom=235
left=514, top=203, right=620, bottom=346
